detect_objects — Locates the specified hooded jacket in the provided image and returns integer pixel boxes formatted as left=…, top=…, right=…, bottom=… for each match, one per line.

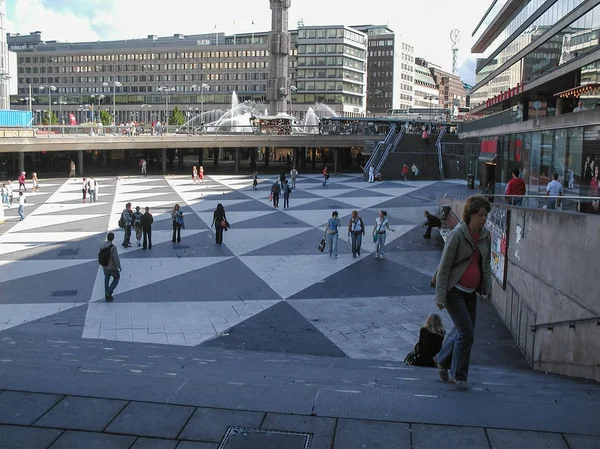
left=435, top=221, right=492, bottom=306
left=100, top=241, right=121, bottom=272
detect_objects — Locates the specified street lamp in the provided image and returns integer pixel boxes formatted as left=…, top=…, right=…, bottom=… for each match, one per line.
left=90, top=94, right=105, bottom=123
left=141, top=104, right=151, bottom=126
left=424, top=95, right=439, bottom=128
left=103, top=80, right=122, bottom=127
left=198, top=83, right=209, bottom=122
left=290, top=85, right=297, bottom=117
left=39, top=85, right=57, bottom=125
left=158, top=86, right=175, bottom=123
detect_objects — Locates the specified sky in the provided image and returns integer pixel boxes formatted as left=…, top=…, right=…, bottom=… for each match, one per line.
left=5, top=0, right=491, bottom=85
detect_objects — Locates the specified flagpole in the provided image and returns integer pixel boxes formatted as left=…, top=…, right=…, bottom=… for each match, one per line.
left=233, top=20, right=236, bottom=46
left=214, top=23, right=218, bottom=45
left=251, top=20, right=255, bottom=45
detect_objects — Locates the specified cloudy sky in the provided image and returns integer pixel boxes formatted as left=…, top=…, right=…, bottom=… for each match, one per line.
left=6, top=0, right=490, bottom=85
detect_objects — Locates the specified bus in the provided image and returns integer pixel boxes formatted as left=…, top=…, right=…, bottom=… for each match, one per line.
left=387, top=108, right=450, bottom=122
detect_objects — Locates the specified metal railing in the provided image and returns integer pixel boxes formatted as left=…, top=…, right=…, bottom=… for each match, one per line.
left=374, top=126, right=404, bottom=174
left=363, top=124, right=396, bottom=174
left=531, top=315, right=600, bottom=332
left=436, top=126, right=445, bottom=180
left=458, top=108, right=522, bottom=134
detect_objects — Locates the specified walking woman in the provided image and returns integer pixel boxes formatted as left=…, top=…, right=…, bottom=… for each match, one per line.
left=433, top=195, right=491, bottom=389
left=324, top=211, right=340, bottom=258
left=348, top=210, right=365, bottom=258
left=372, top=210, right=395, bottom=259
left=212, top=203, right=229, bottom=245
left=192, top=166, right=199, bottom=184
left=411, top=313, right=446, bottom=367
left=171, top=204, right=184, bottom=244
left=82, top=178, right=88, bottom=203
left=199, top=166, right=205, bottom=183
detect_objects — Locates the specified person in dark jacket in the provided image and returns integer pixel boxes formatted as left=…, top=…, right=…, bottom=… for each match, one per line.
left=422, top=210, right=442, bottom=239
left=279, top=170, right=286, bottom=189
left=141, top=207, right=154, bottom=250
left=100, top=232, right=121, bottom=302
left=212, top=203, right=229, bottom=245
left=412, top=313, right=446, bottom=367
left=271, top=181, right=281, bottom=208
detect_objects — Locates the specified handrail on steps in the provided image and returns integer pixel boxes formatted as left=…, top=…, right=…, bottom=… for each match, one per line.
left=530, top=315, right=600, bottom=332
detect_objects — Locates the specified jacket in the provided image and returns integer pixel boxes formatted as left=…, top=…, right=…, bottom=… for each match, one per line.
left=434, top=221, right=492, bottom=306
left=121, top=209, right=133, bottom=226
left=100, top=242, right=121, bottom=272
left=425, top=214, right=442, bottom=227
left=505, top=177, right=526, bottom=196
left=141, top=212, right=154, bottom=229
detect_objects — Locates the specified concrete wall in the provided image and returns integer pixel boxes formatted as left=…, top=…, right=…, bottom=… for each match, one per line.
left=440, top=198, right=600, bottom=381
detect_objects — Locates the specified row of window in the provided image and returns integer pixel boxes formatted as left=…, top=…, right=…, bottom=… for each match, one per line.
left=297, top=69, right=364, bottom=82
left=400, top=83, right=413, bottom=92
left=369, top=40, right=394, bottom=47
left=401, top=42, right=414, bottom=53
left=400, top=63, right=414, bottom=72
left=297, top=44, right=366, bottom=59
left=297, top=28, right=366, bottom=45
left=297, top=56, right=365, bottom=71
left=400, top=73, right=413, bottom=82
left=369, top=71, right=393, bottom=78
left=17, top=50, right=273, bottom=64
left=368, top=50, right=395, bottom=58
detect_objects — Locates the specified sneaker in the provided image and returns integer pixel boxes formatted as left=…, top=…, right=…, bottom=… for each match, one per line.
left=379, top=254, right=384, bottom=259
left=423, top=235, right=431, bottom=239
left=434, top=359, right=449, bottom=382
left=105, top=292, right=114, bottom=302
left=353, top=254, right=356, bottom=258
left=449, top=377, right=469, bottom=390
left=142, top=247, right=147, bottom=250
left=137, top=242, right=141, bottom=246
left=334, top=255, right=338, bottom=259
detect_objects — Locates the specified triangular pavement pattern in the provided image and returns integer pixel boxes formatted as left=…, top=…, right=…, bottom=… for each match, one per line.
left=0, top=259, right=95, bottom=283
left=281, top=209, right=357, bottom=228
left=6, top=214, right=107, bottom=233
left=89, top=256, right=234, bottom=302
left=31, top=202, right=111, bottom=215
left=0, top=303, right=87, bottom=332
left=220, top=227, right=313, bottom=256
left=0, top=232, right=102, bottom=244
left=238, top=254, right=360, bottom=299
left=196, top=210, right=275, bottom=229
left=201, top=301, right=347, bottom=357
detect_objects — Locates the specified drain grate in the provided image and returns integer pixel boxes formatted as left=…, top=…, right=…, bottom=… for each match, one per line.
left=50, top=290, right=80, bottom=297
left=58, top=249, right=80, bottom=257
left=218, top=427, right=312, bottom=449
left=284, top=221, right=299, bottom=225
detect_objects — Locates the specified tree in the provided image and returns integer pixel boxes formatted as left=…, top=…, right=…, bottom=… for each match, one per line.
left=168, top=107, right=185, bottom=126
left=42, top=111, right=59, bottom=125
left=100, top=110, right=112, bottom=126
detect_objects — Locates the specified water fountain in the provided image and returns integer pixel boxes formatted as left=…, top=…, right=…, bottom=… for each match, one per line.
left=293, top=107, right=320, bottom=134
left=312, top=103, right=338, bottom=119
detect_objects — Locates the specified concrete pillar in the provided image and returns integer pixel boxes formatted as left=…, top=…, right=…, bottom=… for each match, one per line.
left=18, top=152, right=24, bottom=174
left=198, top=148, right=204, bottom=167
left=77, top=150, right=84, bottom=177
left=235, top=148, right=240, bottom=174
left=301, top=147, right=307, bottom=171
left=311, top=148, right=316, bottom=168
left=102, top=150, right=108, bottom=169
left=267, top=0, right=291, bottom=115
left=161, top=149, right=167, bottom=174
left=334, top=148, right=340, bottom=174
left=213, top=148, right=219, bottom=167
left=556, top=97, right=563, bottom=116
left=265, top=148, right=270, bottom=168
left=178, top=149, right=185, bottom=171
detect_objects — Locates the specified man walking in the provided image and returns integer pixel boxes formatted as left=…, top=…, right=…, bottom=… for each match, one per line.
left=545, top=172, right=563, bottom=210
left=121, top=202, right=133, bottom=248
left=271, top=181, right=281, bottom=208
left=87, top=177, right=96, bottom=203
left=99, top=232, right=121, bottom=302
left=422, top=210, right=442, bottom=239
left=18, top=191, right=25, bottom=220
left=69, top=160, right=76, bottom=177
left=368, top=166, right=375, bottom=183
left=290, top=166, right=298, bottom=189
left=283, top=180, right=292, bottom=209
left=140, top=158, right=147, bottom=176
left=322, top=165, right=329, bottom=186
left=141, top=206, right=154, bottom=250
left=505, top=168, right=526, bottom=205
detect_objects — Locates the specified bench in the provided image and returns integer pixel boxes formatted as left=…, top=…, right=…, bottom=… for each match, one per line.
left=438, top=205, right=460, bottom=243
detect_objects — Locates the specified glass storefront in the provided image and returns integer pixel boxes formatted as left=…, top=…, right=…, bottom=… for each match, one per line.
left=466, top=125, right=599, bottom=213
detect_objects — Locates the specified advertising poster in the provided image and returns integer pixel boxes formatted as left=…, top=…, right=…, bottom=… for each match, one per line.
left=485, top=207, right=510, bottom=290
left=582, top=126, right=600, bottom=214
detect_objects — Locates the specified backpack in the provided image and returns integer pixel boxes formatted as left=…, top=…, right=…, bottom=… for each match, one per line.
left=118, top=214, right=125, bottom=229
left=98, top=244, right=113, bottom=267
left=286, top=185, right=292, bottom=194
left=272, top=183, right=281, bottom=194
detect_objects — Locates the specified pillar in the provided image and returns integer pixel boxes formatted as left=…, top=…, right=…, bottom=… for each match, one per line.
left=161, top=149, right=167, bottom=174
left=213, top=148, right=219, bottom=167
left=311, top=148, right=316, bottom=168
left=18, top=152, right=24, bottom=174
left=77, top=150, right=84, bottom=177
left=265, top=148, right=270, bottom=168
left=102, top=150, right=108, bottom=169
left=198, top=148, right=204, bottom=167
left=556, top=97, right=563, bottom=116
left=334, top=148, right=340, bottom=174
left=301, top=147, right=307, bottom=171
left=178, top=148, right=185, bottom=171
left=250, top=148, right=256, bottom=170
left=235, top=148, right=240, bottom=174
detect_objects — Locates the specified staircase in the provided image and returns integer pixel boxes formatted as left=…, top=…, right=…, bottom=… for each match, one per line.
left=436, top=126, right=446, bottom=180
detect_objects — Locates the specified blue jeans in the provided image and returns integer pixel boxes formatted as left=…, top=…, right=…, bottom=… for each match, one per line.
left=546, top=198, right=557, bottom=210
left=88, top=189, right=95, bottom=202
left=351, top=232, right=363, bottom=256
left=326, top=232, right=338, bottom=256
left=435, top=288, right=477, bottom=381
left=18, top=205, right=24, bottom=220
left=2, top=194, right=8, bottom=206
left=104, top=270, right=120, bottom=295
left=375, top=232, right=386, bottom=255
left=323, top=176, right=327, bottom=186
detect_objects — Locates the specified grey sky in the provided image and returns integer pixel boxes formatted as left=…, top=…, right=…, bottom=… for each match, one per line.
left=7, top=0, right=491, bottom=84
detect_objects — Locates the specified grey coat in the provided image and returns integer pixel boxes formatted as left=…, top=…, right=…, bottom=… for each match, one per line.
left=434, top=221, right=492, bottom=306
left=100, top=241, right=122, bottom=273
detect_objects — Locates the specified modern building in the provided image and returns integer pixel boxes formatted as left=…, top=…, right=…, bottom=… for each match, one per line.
left=459, top=0, right=600, bottom=212
left=413, top=58, right=439, bottom=108
left=0, top=0, right=10, bottom=110
left=296, top=25, right=367, bottom=117
left=426, top=61, right=468, bottom=111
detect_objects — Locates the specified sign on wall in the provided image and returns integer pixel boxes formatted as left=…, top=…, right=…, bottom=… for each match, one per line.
left=486, top=207, right=510, bottom=290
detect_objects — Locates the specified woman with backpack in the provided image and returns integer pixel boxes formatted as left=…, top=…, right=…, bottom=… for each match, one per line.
left=348, top=210, right=365, bottom=258
left=171, top=204, right=184, bottom=244
left=372, top=210, right=395, bottom=259
left=212, top=203, right=229, bottom=245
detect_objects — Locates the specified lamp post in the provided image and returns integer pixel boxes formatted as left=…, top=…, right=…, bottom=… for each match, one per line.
left=158, top=86, right=175, bottom=124
left=90, top=94, right=105, bottom=123
left=39, top=85, right=57, bottom=125
left=141, top=104, right=151, bottom=127
left=424, top=95, right=439, bottom=129
left=200, top=83, right=209, bottom=122
left=103, top=80, right=122, bottom=128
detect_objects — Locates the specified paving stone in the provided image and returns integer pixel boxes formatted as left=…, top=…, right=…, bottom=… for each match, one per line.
left=0, top=424, right=62, bottom=449
left=34, top=396, right=128, bottom=431
left=563, top=434, right=600, bottom=449
left=106, top=402, right=195, bottom=439
left=412, top=424, right=490, bottom=449
left=333, top=419, right=411, bottom=449
left=261, top=413, right=336, bottom=449
left=49, top=430, right=136, bottom=449
left=131, top=438, right=179, bottom=449
left=0, top=391, right=63, bottom=425
left=179, top=408, right=265, bottom=442
left=220, top=428, right=309, bottom=449
left=487, top=429, right=569, bottom=449
left=176, top=442, right=218, bottom=449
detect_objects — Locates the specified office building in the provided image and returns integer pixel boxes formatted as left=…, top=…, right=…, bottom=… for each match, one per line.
left=414, top=58, right=439, bottom=108
left=0, top=0, right=10, bottom=109
left=459, top=0, right=600, bottom=211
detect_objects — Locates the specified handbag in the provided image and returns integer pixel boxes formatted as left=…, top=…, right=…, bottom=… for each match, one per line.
left=431, top=247, right=478, bottom=288
left=220, top=220, right=227, bottom=228
left=318, top=236, right=326, bottom=252
left=404, top=350, right=418, bottom=366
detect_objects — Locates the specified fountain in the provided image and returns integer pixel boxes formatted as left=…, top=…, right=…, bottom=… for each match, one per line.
left=293, top=107, right=320, bottom=134
left=312, top=103, right=338, bottom=119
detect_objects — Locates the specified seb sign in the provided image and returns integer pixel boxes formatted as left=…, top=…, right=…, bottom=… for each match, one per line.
left=486, top=83, right=524, bottom=108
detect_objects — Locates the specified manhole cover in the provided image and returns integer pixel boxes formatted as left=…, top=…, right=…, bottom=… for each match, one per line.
left=284, top=221, right=299, bottom=225
left=57, top=249, right=80, bottom=256
left=219, top=427, right=312, bottom=449
left=50, top=290, right=79, bottom=297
